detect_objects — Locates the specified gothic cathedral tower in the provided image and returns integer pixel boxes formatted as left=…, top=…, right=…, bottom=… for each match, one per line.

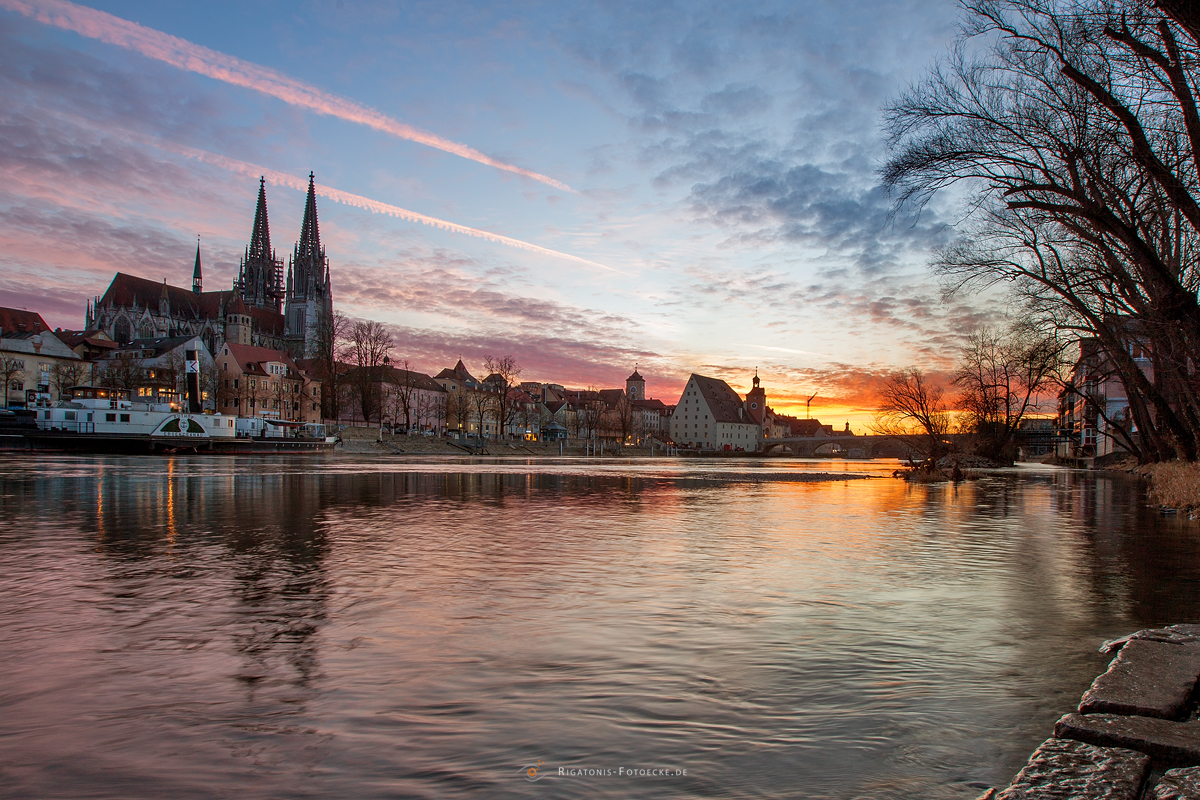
left=235, top=178, right=284, bottom=312
left=284, top=173, right=334, bottom=359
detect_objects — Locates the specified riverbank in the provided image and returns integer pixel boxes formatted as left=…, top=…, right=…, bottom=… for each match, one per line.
left=333, top=426, right=667, bottom=457
left=1139, top=461, right=1200, bottom=511
left=979, top=624, right=1200, bottom=799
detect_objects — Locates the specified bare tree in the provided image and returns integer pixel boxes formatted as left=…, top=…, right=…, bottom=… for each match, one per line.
left=482, top=355, right=522, bottom=440
left=575, top=389, right=604, bottom=445
left=314, top=310, right=350, bottom=421
left=612, top=392, right=635, bottom=445
left=954, top=320, right=1068, bottom=462
left=469, top=387, right=493, bottom=440
left=884, top=0, right=1200, bottom=461
left=416, top=390, right=446, bottom=434
left=517, top=396, right=541, bottom=439
left=389, top=361, right=419, bottom=432
left=871, top=368, right=953, bottom=461
left=199, top=357, right=219, bottom=411
left=51, top=359, right=88, bottom=399
left=446, top=385, right=473, bottom=439
left=100, top=354, right=145, bottom=393
left=349, top=320, right=393, bottom=428
left=1, top=357, right=23, bottom=407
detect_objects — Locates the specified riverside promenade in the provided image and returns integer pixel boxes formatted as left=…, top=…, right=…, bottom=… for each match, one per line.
left=980, top=624, right=1200, bottom=799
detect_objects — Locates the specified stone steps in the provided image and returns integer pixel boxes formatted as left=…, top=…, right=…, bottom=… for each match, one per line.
left=981, top=625, right=1200, bottom=799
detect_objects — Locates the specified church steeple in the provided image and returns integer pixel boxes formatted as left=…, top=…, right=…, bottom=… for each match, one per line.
left=192, top=237, right=202, bottom=294
left=297, top=172, right=321, bottom=262
left=287, top=173, right=328, bottom=303
left=236, top=177, right=283, bottom=312
left=283, top=171, right=333, bottom=360
left=249, top=177, right=272, bottom=262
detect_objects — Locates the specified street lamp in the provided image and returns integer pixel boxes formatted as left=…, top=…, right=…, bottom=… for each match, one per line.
left=379, top=355, right=390, bottom=441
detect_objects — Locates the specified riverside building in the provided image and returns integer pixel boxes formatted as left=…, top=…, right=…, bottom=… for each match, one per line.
left=670, top=373, right=764, bottom=451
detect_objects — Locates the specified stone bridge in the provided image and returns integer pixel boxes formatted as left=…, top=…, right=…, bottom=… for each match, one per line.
left=761, top=434, right=928, bottom=459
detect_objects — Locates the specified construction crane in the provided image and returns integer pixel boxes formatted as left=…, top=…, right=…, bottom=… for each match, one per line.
left=806, top=393, right=817, bottom=419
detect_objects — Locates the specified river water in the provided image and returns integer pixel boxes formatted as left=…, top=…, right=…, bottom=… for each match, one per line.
left=1, top=455, right=1197, bottom=799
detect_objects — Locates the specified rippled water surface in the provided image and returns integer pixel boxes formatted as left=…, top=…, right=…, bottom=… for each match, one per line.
left=2, top=455, right=1199, bottom=799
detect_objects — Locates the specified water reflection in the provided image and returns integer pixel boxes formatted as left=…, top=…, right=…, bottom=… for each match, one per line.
left=0, top=456, right=1197, bottom=798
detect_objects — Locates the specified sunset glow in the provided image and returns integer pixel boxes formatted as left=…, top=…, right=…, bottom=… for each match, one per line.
left=0, top=0, right=983, bottom=427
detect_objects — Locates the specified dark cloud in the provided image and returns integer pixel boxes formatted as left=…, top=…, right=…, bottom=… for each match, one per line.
left=335, top=251, right=639, bottom=339
left=555, top=0, right=961, bottom=282
left=366, top=322, right=669, bottom=393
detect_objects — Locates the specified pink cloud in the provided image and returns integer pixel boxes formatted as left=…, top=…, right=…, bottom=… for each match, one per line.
left=1, top=0, right=573, bottom=192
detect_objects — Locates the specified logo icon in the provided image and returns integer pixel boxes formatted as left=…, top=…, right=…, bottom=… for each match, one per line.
left=518, top=760, right=546, bottom=782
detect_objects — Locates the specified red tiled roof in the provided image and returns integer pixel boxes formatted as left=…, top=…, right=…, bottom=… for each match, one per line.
left=692, top=374, right=748, bottom=424
left=54, top=329, right=118, bottom=350
left=0, top=307, right=49, bottom=335
left=97, top=273, right=284, bottom=333
left=221, top=343, right=299, bottom=374
left=100, top=273, right=223, bottom=318
left=380, top=366, right=445, bottom=393
left=598, top=388, right=625, bottom=407
left=788, top=419, right=828, bottom=437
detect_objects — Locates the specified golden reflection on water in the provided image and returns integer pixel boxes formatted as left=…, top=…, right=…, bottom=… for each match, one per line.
left=0, top=456, right=1197, bottom=800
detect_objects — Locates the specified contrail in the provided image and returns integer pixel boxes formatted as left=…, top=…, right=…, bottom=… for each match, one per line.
left=0, top=0, right=574, bottom=193
left=158, top=142, right=613, bottom=271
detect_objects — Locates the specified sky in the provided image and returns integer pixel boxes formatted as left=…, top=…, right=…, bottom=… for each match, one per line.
left=0, top=0, right=1002, bottom=427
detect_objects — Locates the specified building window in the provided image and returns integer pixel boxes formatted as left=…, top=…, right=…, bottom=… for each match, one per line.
left=120, top=414, right=130, bottom=422
left=106, top=413, right=116, bottom=422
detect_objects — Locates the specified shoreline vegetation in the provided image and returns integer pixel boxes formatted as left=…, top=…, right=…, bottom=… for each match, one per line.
left=1138, top=461, right=1200, bottom=513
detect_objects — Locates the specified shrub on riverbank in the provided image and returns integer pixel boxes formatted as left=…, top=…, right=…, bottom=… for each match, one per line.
left=894, top=460, right=977, bottom=483
left=1140, top=462, right=1200, bottom=510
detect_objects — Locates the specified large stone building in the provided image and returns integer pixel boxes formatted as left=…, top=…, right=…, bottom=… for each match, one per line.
left=86, top=175, right=334, bottom=361
left=670, top=373, right=763, bottom=451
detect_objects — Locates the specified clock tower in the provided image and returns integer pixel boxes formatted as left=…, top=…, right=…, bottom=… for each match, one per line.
left=626, top=367, right=646, bottom=401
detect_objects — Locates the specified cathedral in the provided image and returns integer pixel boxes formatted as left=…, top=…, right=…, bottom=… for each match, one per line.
left=86, top=174, right=335, bottom=359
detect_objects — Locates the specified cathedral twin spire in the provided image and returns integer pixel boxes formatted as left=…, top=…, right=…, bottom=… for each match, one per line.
left=236, top=177, right=283, bottom=312
left=289, top=172, right=330, bottom=302
left=235, top=173, right=329, bottom=312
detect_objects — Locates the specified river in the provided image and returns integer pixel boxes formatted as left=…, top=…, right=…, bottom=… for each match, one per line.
left=0, top=455, right=1196, bottom=798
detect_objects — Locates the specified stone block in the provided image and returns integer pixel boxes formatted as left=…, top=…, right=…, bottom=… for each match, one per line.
left=1056, top=713, right=1200, bottom=765
left=989, top=737, right=1149, bottom=799
left=1103, top=625, right=1200, bottom=654
left=1080, top=639, right=1200, bottom=720
left=1149, top=766, right=1200, bottom=800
